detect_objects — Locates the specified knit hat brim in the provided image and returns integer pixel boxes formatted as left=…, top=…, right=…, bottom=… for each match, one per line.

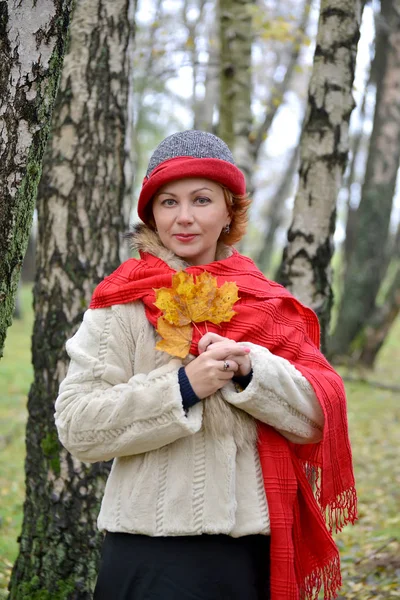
left=137, top=156, right=246, bottom=222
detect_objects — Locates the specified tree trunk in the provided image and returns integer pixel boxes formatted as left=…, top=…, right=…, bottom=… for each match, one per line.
left=278, top=0, right=361, bottom=349
left=358, top=223, right=400, bottom=367
left=12, top=280, right=22, bottom=320
left=217, top=0, right=254, bottom=188
left=182, top=0, right=207, bottom=126
left=343, top=1, right=377, bottom=265
left=0, top=0, right=74, bottom=359
left=245, top=0, right=312, bottom=199
left=8, top=0, right=134, bottom=598
left=343, top=74, right=370, bottom=265
left=358, top=265, right=400, bottom=367
left=256, top=147, right=299, bottom=274
left=218, top=0, right=312, bottom=197
left=131, top=0, right=163, bottom=181
left=250, top=0, right=312, bottom=164
left=330, top=0, right=400, bottom=357
left=21, top=231, right=37, bottom=284
left=194, top=9, right=220, bottom=132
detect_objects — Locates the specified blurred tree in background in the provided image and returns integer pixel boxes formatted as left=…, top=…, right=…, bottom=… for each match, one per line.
left=218, top=0, right=253, bottom=186
left=8, top=0, right=135, bottom=598
left=330, top=0, right=400, bottom=362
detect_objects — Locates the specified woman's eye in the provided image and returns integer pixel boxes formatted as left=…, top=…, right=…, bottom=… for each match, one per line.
left=195, top=196, right=211, bottom=205
left=162, top=199, right=177, bottom=206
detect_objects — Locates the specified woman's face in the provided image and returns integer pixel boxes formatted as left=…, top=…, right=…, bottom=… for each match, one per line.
left=152, top=177, right=231, bottom=266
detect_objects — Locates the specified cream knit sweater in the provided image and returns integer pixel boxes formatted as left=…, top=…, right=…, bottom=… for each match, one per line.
left=55, top=228, right=324, bottom=538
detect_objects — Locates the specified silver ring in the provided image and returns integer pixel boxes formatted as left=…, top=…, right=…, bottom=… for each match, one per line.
left=223, top=360, right=229, bottom=371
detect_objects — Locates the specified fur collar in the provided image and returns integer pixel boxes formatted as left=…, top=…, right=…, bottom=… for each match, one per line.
left=125, top=223, right=233, bottom=271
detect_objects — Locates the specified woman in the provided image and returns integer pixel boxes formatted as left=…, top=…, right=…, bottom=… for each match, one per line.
left=55, top=130, right=357, bottom=600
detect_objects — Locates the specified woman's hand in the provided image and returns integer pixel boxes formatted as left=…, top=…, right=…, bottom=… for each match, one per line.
left=184, top=341, right=249, bottom=400
left=198, top=332, right=252, bottom=378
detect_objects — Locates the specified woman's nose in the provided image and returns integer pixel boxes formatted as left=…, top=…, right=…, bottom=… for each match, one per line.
left=176, top=203, right=194, bottom=223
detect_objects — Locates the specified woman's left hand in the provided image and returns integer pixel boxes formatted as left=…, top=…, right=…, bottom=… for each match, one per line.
left=198, top=332, right=252, bottom=377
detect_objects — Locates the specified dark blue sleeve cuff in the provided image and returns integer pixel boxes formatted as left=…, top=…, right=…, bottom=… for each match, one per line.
left=232, top=369, right=253, bottom=390
left=178, top=367, right=201, bottom=413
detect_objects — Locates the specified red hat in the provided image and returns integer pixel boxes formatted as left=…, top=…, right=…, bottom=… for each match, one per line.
left=137, top=131, right=246, bottom=223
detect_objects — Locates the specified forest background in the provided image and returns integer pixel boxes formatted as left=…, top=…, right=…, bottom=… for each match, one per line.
left=0, top=0, right=399, bottom=598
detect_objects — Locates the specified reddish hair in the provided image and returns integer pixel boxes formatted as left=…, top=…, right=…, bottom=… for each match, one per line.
left=219, top=186, right=252, bottom=245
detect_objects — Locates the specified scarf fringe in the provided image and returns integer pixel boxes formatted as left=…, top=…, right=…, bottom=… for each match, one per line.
left=300, top=552, right=342, bottom=600
left=301, top=460, right=357, bottom=533
left=326, top=486, right=358, bottom=533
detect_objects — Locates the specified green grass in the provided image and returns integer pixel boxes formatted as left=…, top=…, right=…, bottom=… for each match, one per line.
left=0, top=286, right=33, bottom=597
left=0, top=286, right=399, bottom=598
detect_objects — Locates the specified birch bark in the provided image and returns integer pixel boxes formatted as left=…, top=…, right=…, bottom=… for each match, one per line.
left=278, top=0, right=361, bottom=346
left=0, top=0, right=74, bottom=358
left=8, top=0, right=134, bottom=597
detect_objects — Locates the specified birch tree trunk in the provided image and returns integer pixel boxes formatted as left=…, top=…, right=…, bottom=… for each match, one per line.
left=330, top=0, right=400, bottom=357
left=0, top=0, right=74, bottom=359
left=217, top=0, right=254, bottom=188
left=194, top=10, right=220, bottom=132
left=278, top=0, right=361, bottom=347
left=8, top=0, right=134, bottom=598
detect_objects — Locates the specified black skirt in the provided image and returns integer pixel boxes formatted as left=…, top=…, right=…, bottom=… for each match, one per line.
left=93, top=532, right=270, bottom=600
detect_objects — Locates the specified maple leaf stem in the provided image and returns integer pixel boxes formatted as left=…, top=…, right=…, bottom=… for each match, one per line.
left=192, top=322, right=203, bottom=337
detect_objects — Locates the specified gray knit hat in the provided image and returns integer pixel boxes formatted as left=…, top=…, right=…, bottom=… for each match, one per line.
left=138, top=130, right=246, bottom=222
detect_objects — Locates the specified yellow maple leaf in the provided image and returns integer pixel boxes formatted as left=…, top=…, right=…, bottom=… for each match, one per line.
left=208, top=281, right=239, bottom=324
left=155, top=317, right=193, bottom=358
left=187, top=271, right=220, bottom=323
left=154, top=272, right=193, bottom=326
left=154, top=271, right=239, bottom=358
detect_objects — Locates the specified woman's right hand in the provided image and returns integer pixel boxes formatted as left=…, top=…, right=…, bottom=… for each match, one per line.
left=184, top=343, right=248, bottom=399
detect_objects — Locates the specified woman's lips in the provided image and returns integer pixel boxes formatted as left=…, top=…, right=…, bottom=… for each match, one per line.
left=173, top=234, right=198, bottom=242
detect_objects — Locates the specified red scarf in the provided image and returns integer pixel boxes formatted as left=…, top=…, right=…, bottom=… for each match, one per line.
left=90, top=249, right=357, bottom=600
